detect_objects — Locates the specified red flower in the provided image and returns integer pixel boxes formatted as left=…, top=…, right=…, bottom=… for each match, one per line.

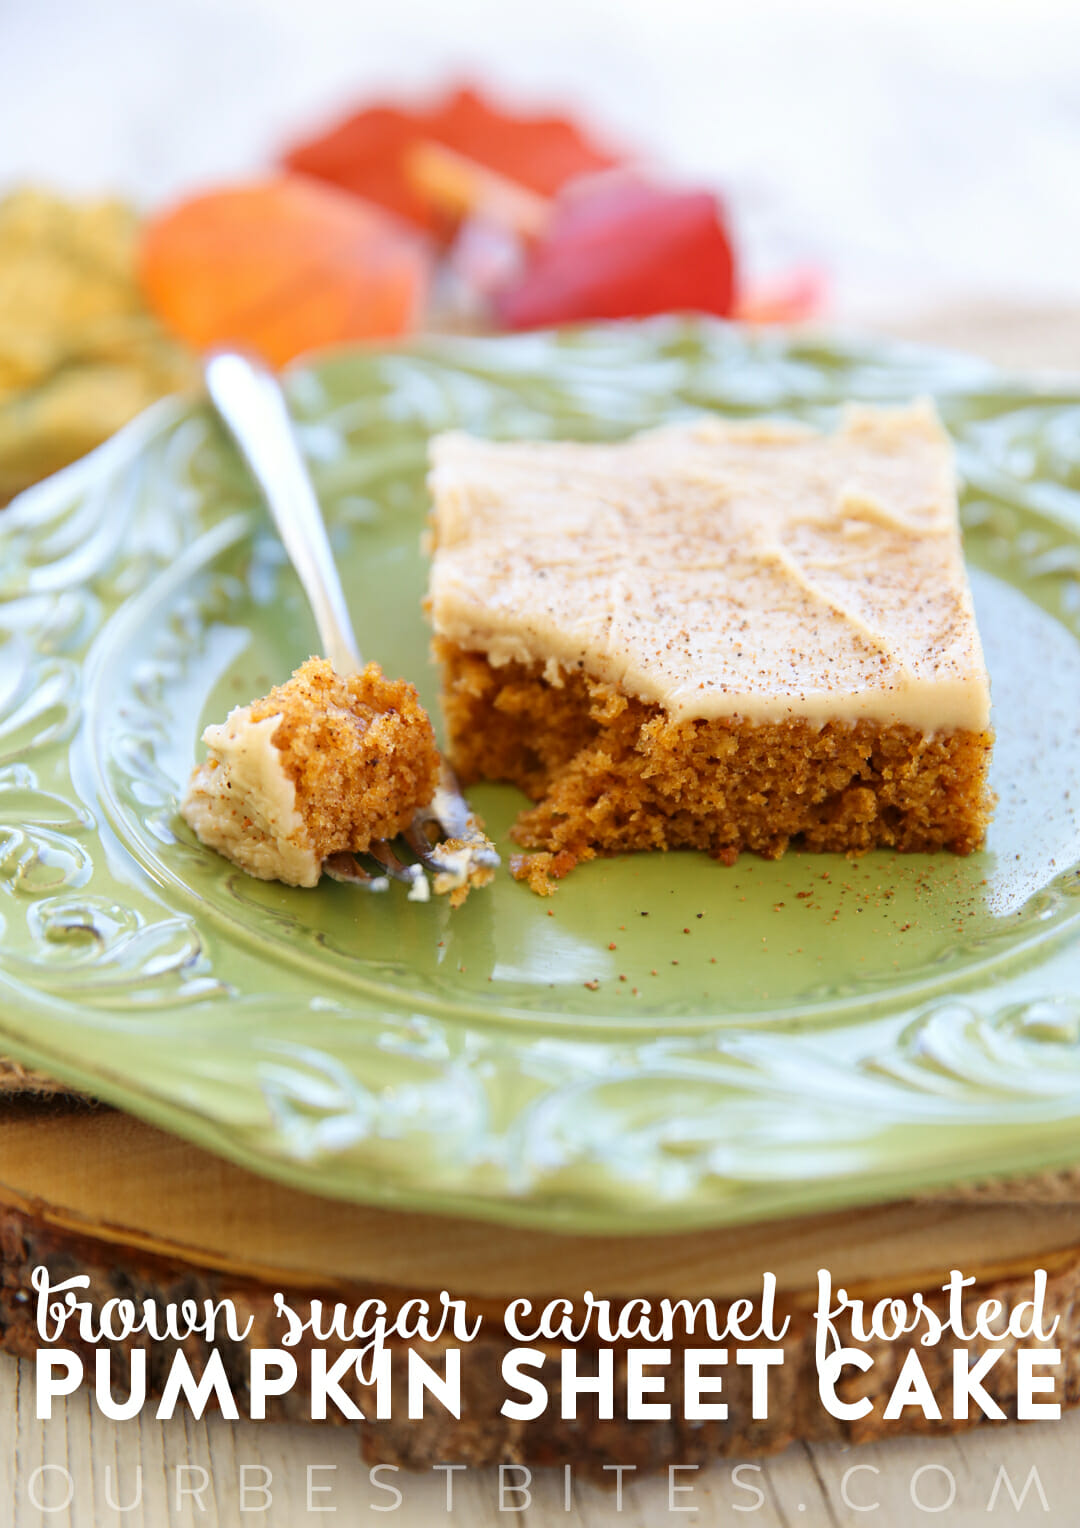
left=494, top=177, right=737, bottom=329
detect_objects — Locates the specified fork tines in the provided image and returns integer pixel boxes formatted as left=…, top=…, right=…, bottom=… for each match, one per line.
left=323, top=764, right=499, bottom=905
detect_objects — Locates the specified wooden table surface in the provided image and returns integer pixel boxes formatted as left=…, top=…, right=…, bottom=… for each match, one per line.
left=5, top=1355, right=1077, bottom=1526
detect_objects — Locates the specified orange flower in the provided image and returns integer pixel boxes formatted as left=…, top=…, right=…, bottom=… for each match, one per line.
left=138, top=175, right=430, bottom=367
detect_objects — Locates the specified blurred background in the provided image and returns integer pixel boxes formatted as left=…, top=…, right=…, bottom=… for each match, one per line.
left=3, top=0, right=1079, bottom=332
left=2, top=0, right=1079, bottom=503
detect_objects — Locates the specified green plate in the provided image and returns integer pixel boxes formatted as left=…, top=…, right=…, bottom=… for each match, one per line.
left=3, top=320, right=1080, bottom=1233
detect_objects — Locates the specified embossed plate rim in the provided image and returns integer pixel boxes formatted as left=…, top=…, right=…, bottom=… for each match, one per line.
left=1, top=319, right=1080, bottom=1233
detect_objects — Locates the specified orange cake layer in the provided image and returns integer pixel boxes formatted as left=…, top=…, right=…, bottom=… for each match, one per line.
left=182, top=657, right=439, bottom=886
left=426, top=405, right=994, bottom=881
left=438, top=641, right=994, bottom=886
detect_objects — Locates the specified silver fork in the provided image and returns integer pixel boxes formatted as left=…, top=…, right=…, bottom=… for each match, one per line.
left=204, top=351, right=499, bottom=903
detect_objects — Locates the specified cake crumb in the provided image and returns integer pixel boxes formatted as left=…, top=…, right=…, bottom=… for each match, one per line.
left=182, top=656, right=440, bottom=887
left=509, top=847, right=590, bottom=895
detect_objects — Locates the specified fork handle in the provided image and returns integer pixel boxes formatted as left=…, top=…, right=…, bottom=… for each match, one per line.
left=204, top=351, right=363, bottom=676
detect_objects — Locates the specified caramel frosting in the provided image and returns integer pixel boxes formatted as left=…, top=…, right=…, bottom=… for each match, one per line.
left=181, top=708, right=322, bottom=887
left=427, top=402, right=991, bottom=731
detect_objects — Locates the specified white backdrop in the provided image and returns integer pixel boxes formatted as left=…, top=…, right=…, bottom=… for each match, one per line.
left=2, top=0, right=1079, bottom=321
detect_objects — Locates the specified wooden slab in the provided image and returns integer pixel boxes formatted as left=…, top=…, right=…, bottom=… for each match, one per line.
left=3, top=1099, right=1080, bottom=1300
left=5, top=1098, right=1080, bottom=1469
